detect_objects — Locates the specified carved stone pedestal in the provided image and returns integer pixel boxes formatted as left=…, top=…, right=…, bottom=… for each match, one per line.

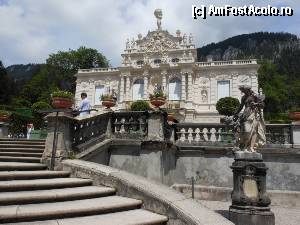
left=0, top=122, right=9, bottom=138
left=229, top=151, right=275, bottom=225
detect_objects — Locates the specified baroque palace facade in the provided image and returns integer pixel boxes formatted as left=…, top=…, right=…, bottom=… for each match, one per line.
left=75, top=9, right=259, bottom=122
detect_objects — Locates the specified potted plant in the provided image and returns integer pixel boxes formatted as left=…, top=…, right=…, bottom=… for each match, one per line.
left=51, top=90, right=74, bottom=109
left=149, top=90, right=166, bottom=108
left=289, top=106, right=300, bottom=121
left=101, top=94, right=116, bottom=109
left=0, top=110, right=12, bottom=122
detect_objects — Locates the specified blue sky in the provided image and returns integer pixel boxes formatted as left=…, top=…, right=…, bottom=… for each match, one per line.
left=0, top=0, right=299, bottom=67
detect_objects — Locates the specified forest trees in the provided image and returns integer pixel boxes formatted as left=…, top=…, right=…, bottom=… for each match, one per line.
left=16, top=47, right=109, bottom=105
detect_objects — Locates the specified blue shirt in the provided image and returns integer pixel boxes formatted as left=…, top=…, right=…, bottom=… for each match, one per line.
left=79, top=98, right=90, bottom=116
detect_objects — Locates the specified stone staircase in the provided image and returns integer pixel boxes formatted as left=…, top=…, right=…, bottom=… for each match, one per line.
left=0, top=138, right=168, bottom=225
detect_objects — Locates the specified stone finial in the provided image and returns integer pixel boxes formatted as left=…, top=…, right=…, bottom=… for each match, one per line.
left=154, top=9, right=163, bottom=30
left=138, top=33, right=142, bottom=40
left=176, top=30, right=181, bottom=37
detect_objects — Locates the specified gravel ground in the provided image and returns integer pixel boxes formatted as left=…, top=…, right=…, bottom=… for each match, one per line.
left=198, top=200, right=300, bottom=225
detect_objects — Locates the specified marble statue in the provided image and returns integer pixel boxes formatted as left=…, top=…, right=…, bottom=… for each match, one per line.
left=182, top=33, right=187, bottom=44
left=231, top=85, right=266, bottom=152
left=126, top=38, right=130, bottom=49
left=154, top=9, right=162, bottom=30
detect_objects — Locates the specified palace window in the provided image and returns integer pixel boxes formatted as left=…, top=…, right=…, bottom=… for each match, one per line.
left=171, top=58, right=180, bottom=63
left=136, top=60, right=144, bottom=65
left=132, top=79, right=144, bottom=100
left=169, top=77, right=181, bottom=100
left=154, top=59, right=161, bottom=64
left=94, top=85, right=106, bottom=105
left=217, top=80, right=230, bottom=100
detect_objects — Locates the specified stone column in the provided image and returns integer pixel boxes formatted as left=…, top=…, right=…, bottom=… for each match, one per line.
left=126, top=76, right=131, bottom=101
left=187, top=72, right=193, bottom=101
left=143, top=71, right=149, bottom=100
left=181, top=72, right=186, bottom=101
left=120, top=76, right=125, bottom=102
left=0, top=122, right=9, bottom=138
left=42, top=112, right=73, bottom=169
left=292, top=122, right=300, bottom=148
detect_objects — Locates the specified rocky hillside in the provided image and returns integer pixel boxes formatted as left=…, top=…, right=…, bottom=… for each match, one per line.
left=197, top=32, right=299, bottom=61
left=6, top=64, right=41, bottom=82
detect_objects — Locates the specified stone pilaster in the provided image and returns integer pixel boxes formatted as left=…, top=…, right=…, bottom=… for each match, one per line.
left=232, top=75, right=240, bottom=100
left=126, top=76, right=131, bottom=101
left=144, top=75, right=148, bottom=100
left=120, top=76, right=125, bottom=102
left=161, top=70, right=167, bottom=94
left=251, top=74, right=259, bottom=93
left=181, top=72, right=186, bottom=101
left=187, top=72, right=193, bottom=101
left=210, top=78, right=217, bottom=104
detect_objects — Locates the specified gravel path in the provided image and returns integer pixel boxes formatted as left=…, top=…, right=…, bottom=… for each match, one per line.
left=198, top=200, right=300, bottom=225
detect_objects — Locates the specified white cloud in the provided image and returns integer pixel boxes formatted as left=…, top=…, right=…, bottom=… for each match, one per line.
left=0, top=0, right=299, bottom=66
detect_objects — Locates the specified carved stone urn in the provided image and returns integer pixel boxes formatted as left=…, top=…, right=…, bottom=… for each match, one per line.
left=52, top=97, right=73, bottom=109
left=289, top=111, right=300, bottom=121
left=150, top=97, right=166, bottom=108
left=102, top=99, right=116, bottom=109
left=0, top=115, right=10, bottom=122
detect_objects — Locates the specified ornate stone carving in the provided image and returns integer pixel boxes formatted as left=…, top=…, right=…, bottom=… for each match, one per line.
left=154, top=9, right=163, bottom=30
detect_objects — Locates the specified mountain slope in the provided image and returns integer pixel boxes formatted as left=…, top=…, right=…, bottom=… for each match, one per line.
left=197, top=32, right=299, bottom=61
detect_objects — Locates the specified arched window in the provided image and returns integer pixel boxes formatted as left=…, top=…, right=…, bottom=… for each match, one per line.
left=169, top=77, right=181, bottom=100
left=154, top=59, right=161, bottom=64
left=132, top=79, right=144, bottom=100
left=95, top=85, right=105, bottom=105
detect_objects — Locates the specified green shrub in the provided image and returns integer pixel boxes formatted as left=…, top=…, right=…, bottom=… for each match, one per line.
left=32, top=101, right=52, bottom=111
left=130, top=101, right=151, bottom=111
left=101, top=94, right=113, bottom=101
left=0, top=110, right=12, bottom=116
left=31, top=101, right=52, bottom=129
left=216, top=97, right=240, bottom=116
left=52, top=90, right=74, bottom=99
left=149, top=90, right=166, bottom=99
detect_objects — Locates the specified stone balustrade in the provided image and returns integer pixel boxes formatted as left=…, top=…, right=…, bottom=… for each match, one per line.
left=111, top=111, right=148, bottom=139
left=176, top=123, right=234, bottom=145
left=175, top=122, right=294, bottom=148
left=196, top=59, right=257, bottom=67
left=78, top=68, right=119, bottom=73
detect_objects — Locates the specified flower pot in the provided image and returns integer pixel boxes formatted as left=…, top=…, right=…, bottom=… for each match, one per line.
left=150, top=97, right=166, bottom=108
left=102, top=100, right=116, bottom=109
left=0, top=115, right=10, bottom=122
left=167, top=113, right=174, bottom=121
left=289, top=111, right=300, bottom=121
left=52, top=97, right=73, bottom=109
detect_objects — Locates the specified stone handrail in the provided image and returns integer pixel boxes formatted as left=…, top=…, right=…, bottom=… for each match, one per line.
left=196, top=59, right=257, bottom=67
left=61, top=159, right=234, bottom=225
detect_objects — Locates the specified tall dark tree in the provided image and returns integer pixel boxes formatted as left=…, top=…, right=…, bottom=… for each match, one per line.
left=0, top=60, right=13, bottom=105
left=18, top=46, right=109, bottom=105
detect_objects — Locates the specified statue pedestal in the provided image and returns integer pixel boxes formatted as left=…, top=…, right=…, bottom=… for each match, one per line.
left=229, top=151, right=275, bottom=225
left=0, top=122, right=9, bottom=138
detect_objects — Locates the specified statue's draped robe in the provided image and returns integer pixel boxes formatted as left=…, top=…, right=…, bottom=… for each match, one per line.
left=238, top=93, right=266, bottom=151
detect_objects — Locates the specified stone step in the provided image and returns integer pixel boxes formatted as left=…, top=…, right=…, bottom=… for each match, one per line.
left=0, top=186, right=116, bottom=205
left=0, top=144, right=45, bottom=149
left=0, top=170, right=70, bottom=181
left=0, top=178, right=92, bottom=192
left=0, top=138, right=45, bottom=142
left=0, top=141, right=45, bottom=145
left=0, top=152, right=43, bottom=157
left=0, top=196, right=142, bottom=223
left=0, top=156, right=41, bottom=163
left=0, top=162, right=47, bottom=171
left=0, top=148, right=44, bottom=153
left=1, top=209, right=168, bottom=225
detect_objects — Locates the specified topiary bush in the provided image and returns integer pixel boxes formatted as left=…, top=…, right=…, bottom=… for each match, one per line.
left=130, top=100, right=151, bottom=111
left=216, top=97, right=240, bottom=116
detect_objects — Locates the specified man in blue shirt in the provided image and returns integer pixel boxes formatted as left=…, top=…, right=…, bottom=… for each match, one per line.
left=79, top=92, right=90, bottom=116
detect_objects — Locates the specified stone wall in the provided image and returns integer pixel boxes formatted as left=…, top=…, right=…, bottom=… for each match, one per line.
left=85, top=142, right=300, bottom=191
